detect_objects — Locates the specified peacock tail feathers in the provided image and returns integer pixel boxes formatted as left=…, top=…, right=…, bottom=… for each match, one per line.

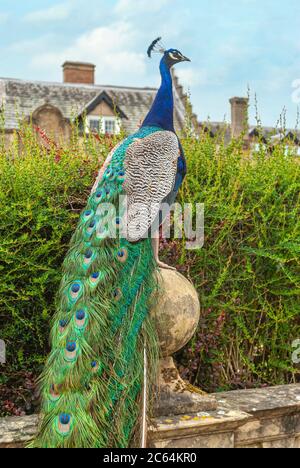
left=29, top=126, right=163, bottom=448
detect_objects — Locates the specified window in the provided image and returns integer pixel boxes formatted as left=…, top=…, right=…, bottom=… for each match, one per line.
left=86, top=116, right=120, bottom=135
left=89, top=119, right=100, bottom=133
left=104, top=119, right=116, bottom=135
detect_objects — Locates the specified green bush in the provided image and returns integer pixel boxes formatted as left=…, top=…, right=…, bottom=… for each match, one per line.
left=173, top=132, right=300, bottom=391
left=0, top=122, right=299, bottom=405
left=0, top=125, right=120, bottom=379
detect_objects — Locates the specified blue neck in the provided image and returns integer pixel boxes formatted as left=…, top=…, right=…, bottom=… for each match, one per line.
left=142, top=58, right=174, bottom=132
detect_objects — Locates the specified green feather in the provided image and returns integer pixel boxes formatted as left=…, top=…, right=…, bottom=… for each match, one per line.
left=29, top=126, right=162, bottom=448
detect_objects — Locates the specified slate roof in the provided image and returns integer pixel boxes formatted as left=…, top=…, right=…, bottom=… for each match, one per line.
left=200, top=121, right=300, bottom=144
left=249, top=127, right=300, bottom=141
left=0, top=77, right=186, bottom=134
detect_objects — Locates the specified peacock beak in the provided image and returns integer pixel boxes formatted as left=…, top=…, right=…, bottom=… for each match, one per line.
left=181, top=55, right=191, bottom=62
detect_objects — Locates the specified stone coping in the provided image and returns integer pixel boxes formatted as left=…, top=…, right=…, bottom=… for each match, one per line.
left=149, top=384, right=300, bottom=448
left=0, top=414, right=39, bottom=448
left=0, top=384, right=299, bottom=448
left=150, top=406, right=251, bottom=440
left=214, top=384, right=300, bottom=417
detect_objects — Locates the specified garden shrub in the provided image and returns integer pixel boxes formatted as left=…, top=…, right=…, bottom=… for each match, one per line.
left=0, top=122, right=299, bottom=415
left=0, top=124, right=121, bottom=414
left=173, top=132, right=300, bottom=391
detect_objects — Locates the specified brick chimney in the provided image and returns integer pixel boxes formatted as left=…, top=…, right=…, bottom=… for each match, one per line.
left=62, top=61, right=95, bottom=85
left=229, top=97, right=249, bottom=138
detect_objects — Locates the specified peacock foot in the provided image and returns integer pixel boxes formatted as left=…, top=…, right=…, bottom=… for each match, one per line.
left=156, top=260, right=176, bottom=271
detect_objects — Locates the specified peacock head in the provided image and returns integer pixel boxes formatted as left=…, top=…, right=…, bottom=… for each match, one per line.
left=164, top=49, right=191, bottom=68
left=147, top=37, right=191, bottom=69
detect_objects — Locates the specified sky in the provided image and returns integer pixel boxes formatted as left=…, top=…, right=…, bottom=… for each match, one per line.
left=1, top=0, right=300, bottom=127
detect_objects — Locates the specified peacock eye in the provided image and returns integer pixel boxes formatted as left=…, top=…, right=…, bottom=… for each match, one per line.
left=71, top=283, right=80, bottom=294
left=117, top=248, right=128, bottom=263
left=91, top=361, right=99, bottom=373
left=59, top=413, right=71, bottom=425
left=76, top=310, right=85, bottom=321
left=66, top=342, right=76, bottom=352
left=85, top=249, right=93, bottom=259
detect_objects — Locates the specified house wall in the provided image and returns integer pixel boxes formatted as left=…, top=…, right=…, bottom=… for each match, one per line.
left=32, top=104, right=71, bottom=143
left=88, top=101, right=116, bottom=117
left=3, top=131, right=15, bottom=147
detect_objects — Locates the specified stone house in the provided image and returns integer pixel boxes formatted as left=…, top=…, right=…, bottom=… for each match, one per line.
left=0, top=61, right=196, bottom=146
left=1, top=61, right=298, bottom=153
left=203, top=97, right=300, bottom=154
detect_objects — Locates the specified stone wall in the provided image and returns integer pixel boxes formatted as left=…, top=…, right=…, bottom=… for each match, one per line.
left=0, top=385, right=299, bottom=448
left=0, top=415, right=38, bottom=448
left=150, top=384, right=300, bottom=449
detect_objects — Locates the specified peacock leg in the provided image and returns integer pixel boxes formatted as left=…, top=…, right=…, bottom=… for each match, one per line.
left=151, top=233, right=176, bottom=270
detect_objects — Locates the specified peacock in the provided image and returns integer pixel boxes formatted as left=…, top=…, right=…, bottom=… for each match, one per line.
left=30, top=38, right=190, bottom=449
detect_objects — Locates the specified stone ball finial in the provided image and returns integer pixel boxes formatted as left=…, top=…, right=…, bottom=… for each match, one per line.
left=151, top=269, right=200, bottom=357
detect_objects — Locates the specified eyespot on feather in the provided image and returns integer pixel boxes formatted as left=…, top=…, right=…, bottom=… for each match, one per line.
left=82, top=209, right=94, bottom=222
left=59, top=319, right=68, bottom=334
left=117, top=248, right=128, bottom=263
left=117, top=170, right=125, bottom=183
left=75, top=309, right=88, bottom=329
left=104, top=168, right=116, bottom=181
left=91, top=361, right=99, bottom=374
left=65, top=341, right=77, bottom=362
left=94, top=190, right=105, bottom=204
left=90, top=272, right=100, bottom=283
left=105, top=187, right=112, bottom=199
left=88, top=271, right=104, bottom=288
left=49, top=384, right=60, bottom=401
left=85, top=219, right=97, bottom=238
left=56, top=413, right=72, bottom=435
left=83, top=248, right=94, bottom=267
left=69, top=281, right=83, bottom=302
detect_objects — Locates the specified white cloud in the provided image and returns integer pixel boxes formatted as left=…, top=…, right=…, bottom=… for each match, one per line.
left=30, top=22, right=146, bottom=83
left=114, top=0, right=172, bottom=16
left=24, top=3, right=71, bottom=23
left=176, top=67, right=208, bottom=87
